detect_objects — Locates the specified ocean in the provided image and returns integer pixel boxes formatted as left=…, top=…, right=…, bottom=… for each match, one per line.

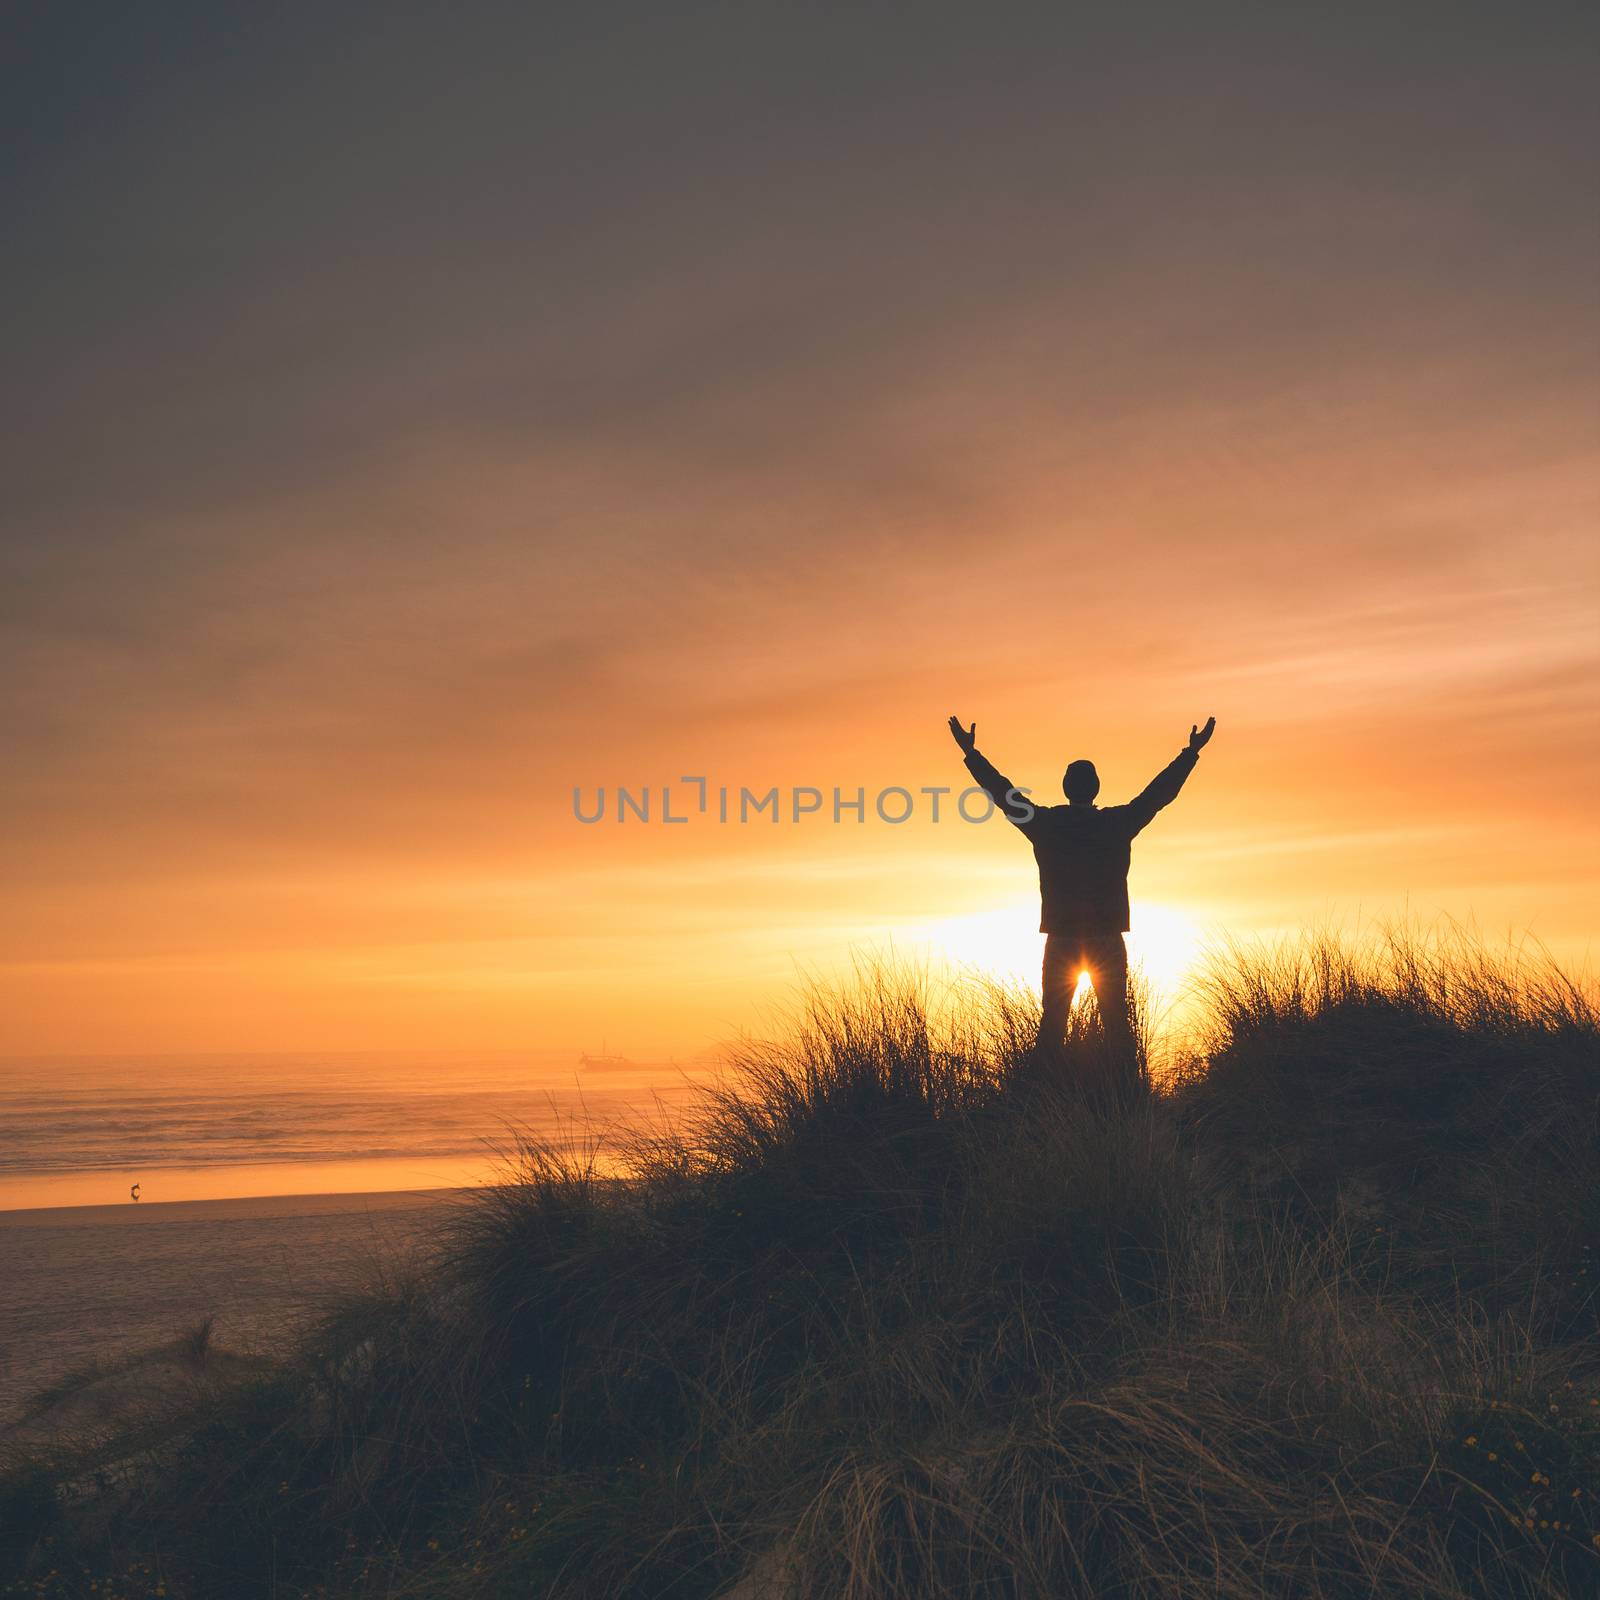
left=0, top=1050, right=716, bottom=1420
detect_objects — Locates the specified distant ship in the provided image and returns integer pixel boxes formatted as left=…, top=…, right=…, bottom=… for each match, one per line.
left=577, top=1050, right=638, bottom=1073
left=576, top=1047, right=688, bottom=1074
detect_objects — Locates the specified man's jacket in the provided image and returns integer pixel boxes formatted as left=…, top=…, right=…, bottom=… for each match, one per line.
left=964, top=745, right=1198, bottom=934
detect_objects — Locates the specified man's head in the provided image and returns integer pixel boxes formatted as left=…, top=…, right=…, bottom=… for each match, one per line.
left=1062, top=759, right=1100, bottom=804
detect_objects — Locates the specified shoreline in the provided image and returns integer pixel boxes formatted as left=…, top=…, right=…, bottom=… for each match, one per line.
left=0, top=1154, right=512, bottom=1216
left=0, top=1184, right=471, bottom=1228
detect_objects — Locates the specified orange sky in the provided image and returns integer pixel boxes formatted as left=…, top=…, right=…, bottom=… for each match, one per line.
left=2, top=3, right=1596, bottom=1058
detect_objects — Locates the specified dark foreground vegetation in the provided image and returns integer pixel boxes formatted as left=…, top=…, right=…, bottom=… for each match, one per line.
left=4, top=932, right=1599, bottom=1599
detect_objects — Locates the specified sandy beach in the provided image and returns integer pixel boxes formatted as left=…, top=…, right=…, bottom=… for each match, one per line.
left=0, top=1188, right=458, bottom=1425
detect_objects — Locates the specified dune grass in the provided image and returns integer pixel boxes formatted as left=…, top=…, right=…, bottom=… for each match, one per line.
left=3, top=930, right=1597, bottom=1598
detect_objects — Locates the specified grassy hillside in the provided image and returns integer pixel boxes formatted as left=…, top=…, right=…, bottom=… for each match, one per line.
left=4, top=933, right=1598, bottom=1599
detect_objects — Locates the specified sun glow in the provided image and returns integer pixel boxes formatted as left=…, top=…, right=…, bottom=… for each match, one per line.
left=1125, top=903, right=1203, bottom=998
left=909, top=900, right=1203, bottom=1006
left=909, top=901, right=1046, bottom=983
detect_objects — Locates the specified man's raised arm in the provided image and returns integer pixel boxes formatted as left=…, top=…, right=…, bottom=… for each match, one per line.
left=1120, top=716, right=1216, bottom=838
left=1123, top=716, right=1214, bottom=835
left=947, top=716, right=1033, bottom=824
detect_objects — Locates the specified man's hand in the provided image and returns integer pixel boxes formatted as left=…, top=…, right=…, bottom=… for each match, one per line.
left=948, top=715, right=977, bottom=755
left=1188, top=716, right=1216, bottom=753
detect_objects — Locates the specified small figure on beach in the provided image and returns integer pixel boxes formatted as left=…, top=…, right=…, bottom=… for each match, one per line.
left=130, top=1183, right=141, bottom=1202
left=948, top=714, right=1215, bottom=1057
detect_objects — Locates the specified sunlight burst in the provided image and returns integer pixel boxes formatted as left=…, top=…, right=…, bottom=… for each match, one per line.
left=910, top=900, right=1201, bottom=1003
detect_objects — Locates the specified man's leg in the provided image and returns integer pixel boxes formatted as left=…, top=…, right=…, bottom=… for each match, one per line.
left=1084, top=935, right=1133, bottom=1063
left=1038, top=933, right=1076, bottom=1049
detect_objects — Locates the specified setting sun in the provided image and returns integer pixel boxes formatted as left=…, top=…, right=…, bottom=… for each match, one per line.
left=908, top=899, right=1202, bottom=1007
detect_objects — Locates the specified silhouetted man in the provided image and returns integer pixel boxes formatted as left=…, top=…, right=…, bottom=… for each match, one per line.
left=948, top=714, right=1216, bottom=1056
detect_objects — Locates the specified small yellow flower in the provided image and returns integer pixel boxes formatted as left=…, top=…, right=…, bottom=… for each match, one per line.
left=1488, top=1452, right=1499, bottom=1461
left=1514, top=1441, right=1526, bottom=1451
left=1464, top=1435, right=1477, bottom=1446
